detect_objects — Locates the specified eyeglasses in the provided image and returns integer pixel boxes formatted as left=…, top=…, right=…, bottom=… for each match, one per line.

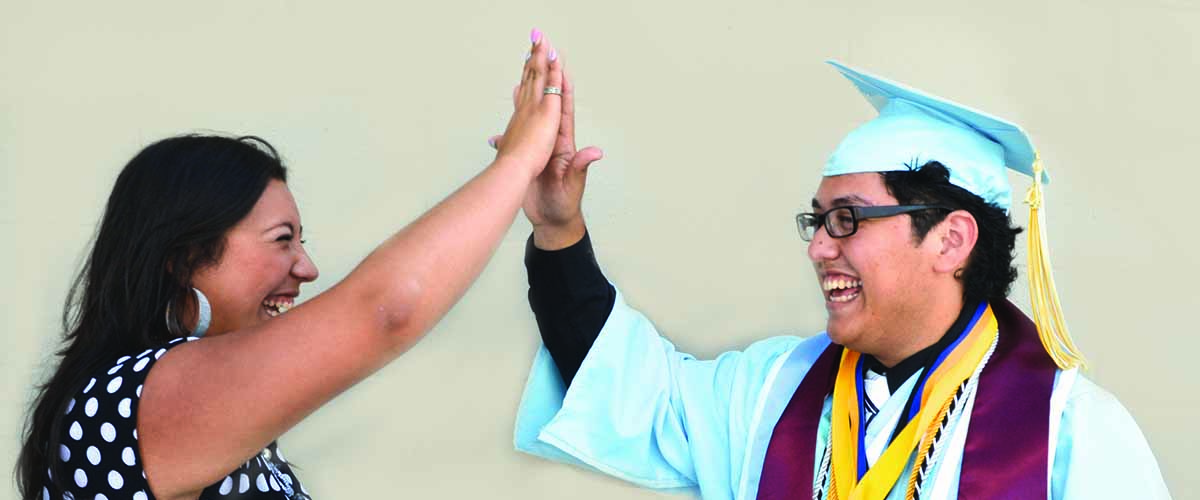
left=795, top=205, right=951, bottom=241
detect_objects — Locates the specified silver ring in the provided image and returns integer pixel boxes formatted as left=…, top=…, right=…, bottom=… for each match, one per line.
left=543, top=86, right=562, bottom=96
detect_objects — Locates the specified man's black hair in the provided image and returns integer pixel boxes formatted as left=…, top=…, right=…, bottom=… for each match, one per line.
left=881, top=161, right=1023, bottom=304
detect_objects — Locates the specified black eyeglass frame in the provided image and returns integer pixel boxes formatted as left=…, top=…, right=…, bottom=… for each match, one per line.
left=795, top=205, right=953, bottom=241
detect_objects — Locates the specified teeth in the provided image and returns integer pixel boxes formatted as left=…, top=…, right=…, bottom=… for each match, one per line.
left=822, top=278, right=863, bottom=291
left=262, top=298, right=294, bottom=317
left=829, top=291, right=860, bottom=303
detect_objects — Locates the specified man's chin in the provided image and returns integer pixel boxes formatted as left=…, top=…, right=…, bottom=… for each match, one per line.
left=824, top=322, right=860, bottom=348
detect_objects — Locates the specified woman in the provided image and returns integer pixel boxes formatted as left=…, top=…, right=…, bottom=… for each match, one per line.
left=17, top=31, right=564, bottom=500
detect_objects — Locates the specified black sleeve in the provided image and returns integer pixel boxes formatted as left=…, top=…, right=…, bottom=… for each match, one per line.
left=525, top=231, right=616, bottom=387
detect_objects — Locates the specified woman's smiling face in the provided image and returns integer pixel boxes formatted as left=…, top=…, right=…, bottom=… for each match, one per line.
left=190, top=180, right=319, bottom=336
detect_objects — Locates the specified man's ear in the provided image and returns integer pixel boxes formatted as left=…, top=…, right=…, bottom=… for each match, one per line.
left=932, top=210, right=979, bottom=276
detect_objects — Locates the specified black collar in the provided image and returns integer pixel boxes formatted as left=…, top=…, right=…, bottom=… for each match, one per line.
left=861, top=302, right=979, bottom=394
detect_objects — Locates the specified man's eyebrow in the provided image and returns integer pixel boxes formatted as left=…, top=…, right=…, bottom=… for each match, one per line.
left=812, top=194, right=873, bottom=210
left=831, top=195, right=873, bottom=207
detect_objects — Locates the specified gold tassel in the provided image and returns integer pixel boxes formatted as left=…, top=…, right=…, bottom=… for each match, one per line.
left=1023, top=152, right=1086, bottom=369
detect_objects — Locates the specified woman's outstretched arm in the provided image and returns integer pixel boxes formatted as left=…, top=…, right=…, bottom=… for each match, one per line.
left=138, top=33, right=565, bottom=500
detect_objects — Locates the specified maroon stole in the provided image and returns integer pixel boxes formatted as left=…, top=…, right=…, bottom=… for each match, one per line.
left=757, top=300, right=1058, bottom=499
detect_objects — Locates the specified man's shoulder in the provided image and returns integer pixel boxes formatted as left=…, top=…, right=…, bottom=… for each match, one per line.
left=713, top=333, right=830, bottom=384
left=1051, top=372, right=1170, bottom=497
left=1063, top=373, right=1124, bottom=408
left=1057, top=371, right=1148, bottom=437
left=738, top=333, right=828, bottom=360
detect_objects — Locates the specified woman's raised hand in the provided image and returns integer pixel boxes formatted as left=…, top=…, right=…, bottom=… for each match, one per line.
left=493, top=29, right=564, bottom=178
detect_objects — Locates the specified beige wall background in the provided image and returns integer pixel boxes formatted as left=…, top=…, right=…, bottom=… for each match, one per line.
left=3, top=0, right=1197, bottom=498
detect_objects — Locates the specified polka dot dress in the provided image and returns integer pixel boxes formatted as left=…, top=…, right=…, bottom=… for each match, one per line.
left=42, top=337, right=311, bottom=499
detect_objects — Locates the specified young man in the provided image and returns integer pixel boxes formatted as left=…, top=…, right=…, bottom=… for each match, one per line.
left=513, top=62, right=1170, bottom=499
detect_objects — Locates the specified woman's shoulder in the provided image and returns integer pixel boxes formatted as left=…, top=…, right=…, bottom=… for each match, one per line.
left=49, top=336, right=199, bottom=498
left=69, top=336, right=199, bottom=417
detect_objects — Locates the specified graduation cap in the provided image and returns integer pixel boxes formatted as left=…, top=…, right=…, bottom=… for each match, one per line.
left=824, top=60, right=1084, bottom=369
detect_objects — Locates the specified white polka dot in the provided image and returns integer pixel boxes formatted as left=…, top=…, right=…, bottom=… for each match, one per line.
left=108, top=470, right=124, bottom=489
left=68, top=421, right=83, bottom=440
left=84, top=398, right=98, bottom=417
left=83, top=378, right=96, bottom=394
left=136, top=385, right=143, bottom=397
left=133, top=357, right=150, bottom=372
left=118, top=398, right=132, bottom=418
left=154, top=348, right=166, bottom=359
left=122, top=446, right=136, bottom=466
left=64, top=492, right=75, bottom=500
left=137, top=348, right=153, bottom=359
left=132, top=428, right=138, bottom=440
left=238, top=473, right=250, bottom=493
left=133, top=492, right=147, bottom=500
left=218, top=476, right=233, bottom=494
left=269, top=474, right=280, bottom=491
left=87, top=446, right=101, bottom=465
left=73, top=468, right=87, bottom=487
left=42, top=486, right=49, bottom=500
left=106, top=377, right=123, bottom=394
left=117, top=355, right=131, bottom=364
left=169, top=337, right=183, bottom=344
left=95, top=494, right=107, bottom=500
left=106, top=364, right=123, bottom=375
left=65, top=399, right=75, bottom=415
left=256, top=473, right=269, bottom=492
left=59, top=444, right=71, bottom=462
left=100, top=423, right=116, bottom=442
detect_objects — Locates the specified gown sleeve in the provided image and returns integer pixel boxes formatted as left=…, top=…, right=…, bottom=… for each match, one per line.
left=515, top=286, right=802, bottom=497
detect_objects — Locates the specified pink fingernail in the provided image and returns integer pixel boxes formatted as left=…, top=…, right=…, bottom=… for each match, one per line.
left=548, top=49, right=557, bottom=62
left=530, top=28, right=542, bottom=45
left=488, top=137, right=498, bottom=148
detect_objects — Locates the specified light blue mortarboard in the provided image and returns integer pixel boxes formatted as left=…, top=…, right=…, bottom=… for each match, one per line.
left=821, top=60, right=1086, bottom=369
left=823, top=60, right=1044, bottom=212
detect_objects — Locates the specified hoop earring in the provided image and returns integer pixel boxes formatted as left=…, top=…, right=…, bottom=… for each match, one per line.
left=165, top=288, right=212, bottom=337
left=192, top=288, right=211, bottom=337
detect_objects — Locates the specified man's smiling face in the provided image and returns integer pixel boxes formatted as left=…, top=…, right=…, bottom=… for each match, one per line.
left=806, top=173, right=943, bottom=355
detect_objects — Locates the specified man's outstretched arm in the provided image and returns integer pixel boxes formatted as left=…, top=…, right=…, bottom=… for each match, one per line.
left=526, top=231, right=615, bottom=385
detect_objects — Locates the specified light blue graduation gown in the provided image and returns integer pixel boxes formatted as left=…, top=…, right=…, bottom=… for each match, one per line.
left=514, top=290, right=1171, bottom=499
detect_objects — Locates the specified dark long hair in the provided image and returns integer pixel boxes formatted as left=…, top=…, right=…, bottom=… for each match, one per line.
left=881, top=161, right=1023, bottom=304
left=16, top=134, right=288, bottom=498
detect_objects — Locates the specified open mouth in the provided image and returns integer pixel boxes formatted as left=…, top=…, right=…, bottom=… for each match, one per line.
left=822, top=276, right=863, bottom=304
left=263, top=296, right=294, bottom=318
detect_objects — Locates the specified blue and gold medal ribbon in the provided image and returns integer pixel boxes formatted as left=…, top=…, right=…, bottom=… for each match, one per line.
left=830, top=303, right=998, bottom=500
left=904, top=304, right=987, bottom=423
